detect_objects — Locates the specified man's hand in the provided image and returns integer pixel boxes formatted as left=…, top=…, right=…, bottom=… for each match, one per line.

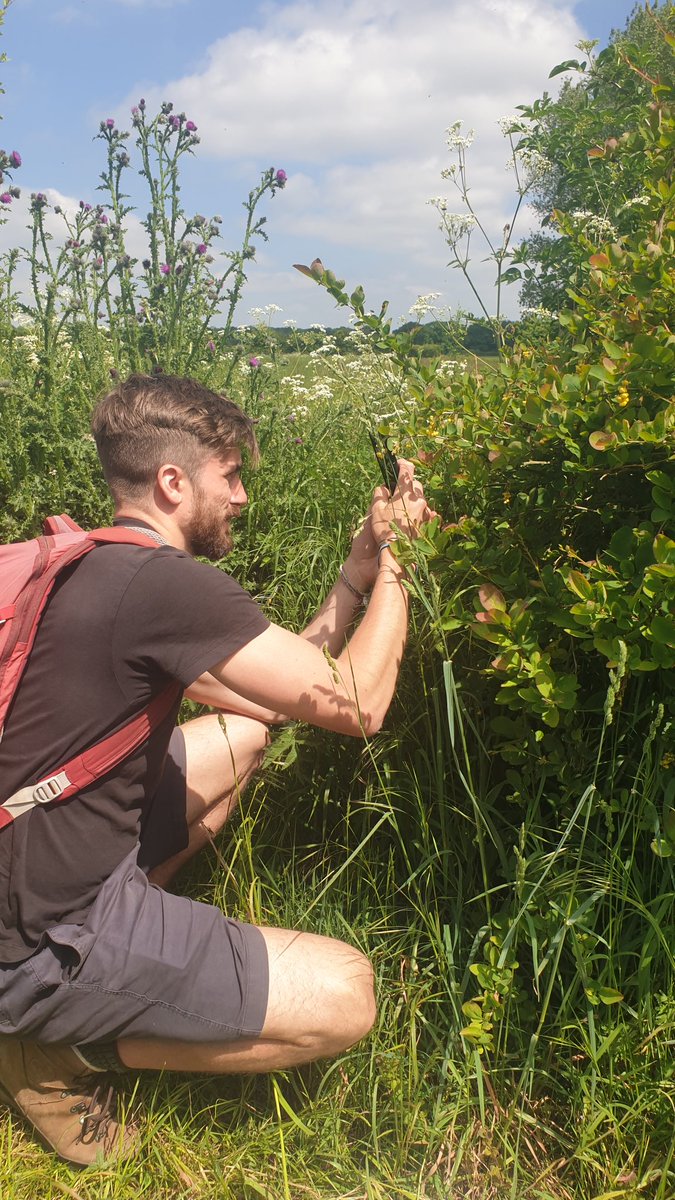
left=345, top=459, right=437, bottom=593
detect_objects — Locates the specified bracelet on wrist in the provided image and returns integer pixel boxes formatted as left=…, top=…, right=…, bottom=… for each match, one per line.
left=339, top=565, right=367, bottom=606
left=377, top=538, right=418, bottom=574
left=377, top=539, right=397, bottom=565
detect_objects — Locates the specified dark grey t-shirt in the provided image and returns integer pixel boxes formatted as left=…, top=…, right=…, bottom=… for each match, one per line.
left=0, top=541, right=269, bottom=962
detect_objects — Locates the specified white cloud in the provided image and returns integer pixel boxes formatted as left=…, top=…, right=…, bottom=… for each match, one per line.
left=3, top=0, right=590, bottom=326
left=121, top=0, right=580, bottom=163
left=107, top=0, right=584, bottom=319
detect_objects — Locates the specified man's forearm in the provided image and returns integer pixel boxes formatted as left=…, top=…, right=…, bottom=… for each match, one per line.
left=299, top=547, right=410, bottom=731
left=299, top=568, right=365, bottom=654
left=331, top=549, right=409, bottom=732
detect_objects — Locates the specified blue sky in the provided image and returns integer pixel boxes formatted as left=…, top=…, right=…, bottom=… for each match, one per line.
left=0, top=0, right=649, bottom=326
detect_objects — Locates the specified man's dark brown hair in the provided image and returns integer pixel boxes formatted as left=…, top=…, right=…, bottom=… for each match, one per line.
left=91, top=373, right=258, bottom=503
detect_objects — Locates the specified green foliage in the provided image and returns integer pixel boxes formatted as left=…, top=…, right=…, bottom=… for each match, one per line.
left=513, top=1, right=675, bottom=311
left=1, top=13, right=675, bottom=1198
left=293, top=35, right=675, bottom=1150
left=0, top=100, right=287, bottom=537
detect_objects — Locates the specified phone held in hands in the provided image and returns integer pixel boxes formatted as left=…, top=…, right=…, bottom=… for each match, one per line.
left=368, top=432, right=399, bottom=494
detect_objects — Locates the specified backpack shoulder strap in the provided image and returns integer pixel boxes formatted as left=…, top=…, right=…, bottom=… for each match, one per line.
left=43, top=514, right=84, bottom=535
left=0, top=516, right=181, bottom=829
left=0, top=682, right=181, bottom=828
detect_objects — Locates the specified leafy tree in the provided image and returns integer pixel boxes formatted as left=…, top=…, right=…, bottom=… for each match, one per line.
left=514, top=1, right=675, bottom=312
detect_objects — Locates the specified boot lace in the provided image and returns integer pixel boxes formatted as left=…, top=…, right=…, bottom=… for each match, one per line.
left=63, top=1078, right=118, bottom=1145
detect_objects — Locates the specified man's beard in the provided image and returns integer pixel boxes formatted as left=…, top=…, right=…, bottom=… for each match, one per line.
left=186, top=484, right=233, bottom=561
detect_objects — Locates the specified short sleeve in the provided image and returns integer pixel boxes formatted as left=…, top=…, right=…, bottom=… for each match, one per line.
left=112, top=549, right=270, bottom=689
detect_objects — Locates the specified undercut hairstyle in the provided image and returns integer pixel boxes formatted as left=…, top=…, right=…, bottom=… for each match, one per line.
left=91, top=373, right=258, bottom=504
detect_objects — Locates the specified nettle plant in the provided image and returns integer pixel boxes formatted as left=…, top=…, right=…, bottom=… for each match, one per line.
left=12, top=100, right=286, bottom=382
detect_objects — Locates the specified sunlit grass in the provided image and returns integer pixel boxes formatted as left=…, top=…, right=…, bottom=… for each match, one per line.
left=1, top=352, right=674, bottom=1199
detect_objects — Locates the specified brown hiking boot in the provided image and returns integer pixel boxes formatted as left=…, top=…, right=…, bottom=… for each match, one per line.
left=0, top=1038, right=139, bottom=1166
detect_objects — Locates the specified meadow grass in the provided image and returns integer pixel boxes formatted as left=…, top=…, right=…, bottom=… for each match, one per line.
left=1, top=353, right=673, bottom=1200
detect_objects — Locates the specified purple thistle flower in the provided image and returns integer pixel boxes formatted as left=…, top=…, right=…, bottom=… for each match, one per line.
left=99, top=214, right=108, bottom=224
left=196, top=242, right=207, bottom=255
left=185, top=120, right=197, bottom=132
left=139, top=98, right=146, bottom=110
left=206, top=340, right=216, bottom=354
left=169, top=115, right=180, bottom=129
left=9, top=150, right=21, bottom=168
left=160, top=263, right=171, bottom=275
left=275, top=169, right=287, bottom=186
left=142, top=258, right=151, bottom=270
left=131, top=106, right=139, bottom=117
left=105, top=118, right=115, bottom=129
left=249, top=357, right=261, bottom=368
left=0, top=192, right=11, bottom=204
left=293, top=437, right=304, bottom=445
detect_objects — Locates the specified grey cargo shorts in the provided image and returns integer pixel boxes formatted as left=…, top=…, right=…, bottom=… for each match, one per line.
left=0, top=729, right=269, bottom=1045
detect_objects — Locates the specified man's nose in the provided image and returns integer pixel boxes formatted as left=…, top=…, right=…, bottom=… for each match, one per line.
left=232, top=479, right=247, bottom=506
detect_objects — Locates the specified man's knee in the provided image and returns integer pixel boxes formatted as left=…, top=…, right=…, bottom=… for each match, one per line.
left=182, top=713, right=269, bottom=816
left=261, top=929, right=377, bottom=1058
left=313, top=945, right=376, bottom=1054
left=337, top=948, right=377, bottom=1048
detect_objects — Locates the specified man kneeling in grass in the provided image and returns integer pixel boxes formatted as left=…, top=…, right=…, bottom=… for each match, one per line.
left=0, top=373, right=435, bottom=1166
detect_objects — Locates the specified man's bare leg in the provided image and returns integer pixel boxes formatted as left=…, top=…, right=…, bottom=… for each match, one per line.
left=147, top=712, right=269, bottom=888
left=117, top=925, right=376, bottom=1072
left=134, top=712, right=376, bottom=1071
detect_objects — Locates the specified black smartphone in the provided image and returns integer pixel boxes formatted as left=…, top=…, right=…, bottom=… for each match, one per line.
left=368, top=432, right=400, bottom=494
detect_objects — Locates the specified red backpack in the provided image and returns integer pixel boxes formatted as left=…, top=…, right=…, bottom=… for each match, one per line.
left=0, top=514, right=180, bottom=829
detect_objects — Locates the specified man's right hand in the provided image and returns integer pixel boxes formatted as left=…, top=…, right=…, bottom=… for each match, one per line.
left=370, top=457, right=438, bottom=547
left=345, top=459, right=437, bottom=593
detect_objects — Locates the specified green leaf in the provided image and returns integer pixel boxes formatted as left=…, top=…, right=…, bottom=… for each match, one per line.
left=478, top=583, right=507, bottom=611
left=601, top=338, right=626, bottom=361
left=608, top=526, right=635, bottom=559
left=462, top=1001, right=483, bottom=1020
left=647, top=471, right=674, bottom=492
left=648, top=615, right=675, bottom=648
left=542, top=707, right=560, bottom=728
left=589, top=430, right=617, bottom=451
left=564, top=569, right=594, bottom=600
left=549, top=59, right=583, bottom=77
left=653, top=534, right=675, bottom=565
left=562, top=373, right=582, bottom=391
left=597, top=987, right=624, bottom=1005
left=587, top=363, right=613, bottom=384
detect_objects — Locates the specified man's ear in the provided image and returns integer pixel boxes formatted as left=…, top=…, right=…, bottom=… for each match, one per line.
left=155, top=462, right=190, bottom=509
